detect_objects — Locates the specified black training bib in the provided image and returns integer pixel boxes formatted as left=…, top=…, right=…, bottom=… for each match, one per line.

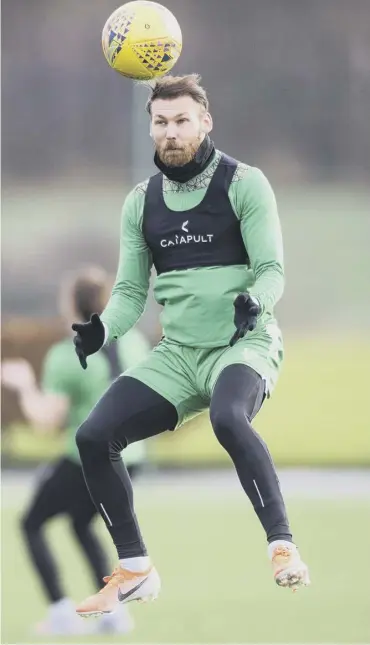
left=142, top=153, right=248, bottom=275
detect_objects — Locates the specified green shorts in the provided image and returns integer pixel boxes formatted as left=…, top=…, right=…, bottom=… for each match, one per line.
left=124, top=323, right=283, bottom=427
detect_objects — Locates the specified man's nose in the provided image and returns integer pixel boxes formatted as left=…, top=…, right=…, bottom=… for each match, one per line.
left=165, top=123, right=178, bottom=138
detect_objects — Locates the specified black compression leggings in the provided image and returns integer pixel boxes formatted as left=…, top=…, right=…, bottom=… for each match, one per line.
left=210, top=364, right=292, bottom=543
left=76, top=366, right=292, bottom=560
left=76, top=377, right=178, bottom=558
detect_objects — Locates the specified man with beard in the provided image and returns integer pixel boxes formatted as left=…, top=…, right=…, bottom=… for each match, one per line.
left=72, top=74, right=310, bottom=619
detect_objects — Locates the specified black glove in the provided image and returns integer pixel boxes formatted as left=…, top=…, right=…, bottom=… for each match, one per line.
left=229, top=293, right=261, bottom=347
left=72, top=313, right=105, bottom=369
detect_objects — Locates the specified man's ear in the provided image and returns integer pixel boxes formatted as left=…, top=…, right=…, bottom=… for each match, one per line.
left=203, top=111, right=213, bottom=134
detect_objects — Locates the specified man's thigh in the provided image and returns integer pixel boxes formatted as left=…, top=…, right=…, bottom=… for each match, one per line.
left=202, top=323, right=284, bottom=400
left=125, top=340, right=207, bottom=427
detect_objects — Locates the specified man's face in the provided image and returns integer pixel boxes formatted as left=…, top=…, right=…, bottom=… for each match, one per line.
left=150, top=95, right=213, bottom=167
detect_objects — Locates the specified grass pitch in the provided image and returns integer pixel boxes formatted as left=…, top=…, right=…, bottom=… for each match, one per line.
left=1, top=474, right=370, bottom=644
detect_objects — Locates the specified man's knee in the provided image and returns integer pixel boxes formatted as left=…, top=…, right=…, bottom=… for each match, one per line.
left=75, top=419, right=102, bottom=454
left=76, top=421, right=122, bottom=468
left=210, top=365, right=265, bottom=449
left=75, top=421, right=88, bottom=455
left=210, top=400, right=248, bottom=451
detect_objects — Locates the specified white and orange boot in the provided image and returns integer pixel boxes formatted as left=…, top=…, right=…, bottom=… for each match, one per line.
left=269, top=541, right=310, bottom=591
left=76, top=565, right=161, bottom=618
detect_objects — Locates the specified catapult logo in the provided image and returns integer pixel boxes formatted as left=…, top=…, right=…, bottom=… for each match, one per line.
left=160, top=220, right=214, bottom=248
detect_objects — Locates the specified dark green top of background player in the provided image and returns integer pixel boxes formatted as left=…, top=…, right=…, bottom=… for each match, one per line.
left=43, top=267, right=150, bottom=463
left=42, top=327, right=149, bottom=463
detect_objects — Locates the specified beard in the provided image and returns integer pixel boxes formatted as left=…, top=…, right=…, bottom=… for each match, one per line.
left=156, top=136, right=202, bottom=167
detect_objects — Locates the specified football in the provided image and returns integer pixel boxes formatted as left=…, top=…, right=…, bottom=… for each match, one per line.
left=102, top=1, right=182, bottom=80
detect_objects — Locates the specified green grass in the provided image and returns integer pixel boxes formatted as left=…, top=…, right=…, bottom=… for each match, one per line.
left=2, top=485, right=370, bottom=644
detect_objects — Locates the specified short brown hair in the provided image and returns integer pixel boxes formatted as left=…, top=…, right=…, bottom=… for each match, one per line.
left=145, top=74, right=209, bottom=115
left=61, top=266, right=110, bottom=322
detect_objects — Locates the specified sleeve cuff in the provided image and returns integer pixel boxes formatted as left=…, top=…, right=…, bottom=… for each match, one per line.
left=248, top=293, right=264, bottom=316
left=102, top=323, right=109, bottom=345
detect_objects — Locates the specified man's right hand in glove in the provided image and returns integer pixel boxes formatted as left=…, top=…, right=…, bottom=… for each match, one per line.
left=72, top=313, right=105, bottom=369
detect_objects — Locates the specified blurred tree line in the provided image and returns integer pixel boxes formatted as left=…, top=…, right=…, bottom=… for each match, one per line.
left=2, top=0, right=370, bottom=181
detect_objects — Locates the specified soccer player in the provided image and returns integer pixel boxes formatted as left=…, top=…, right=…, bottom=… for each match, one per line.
left=1, top=266, right=150, bottom=635
left=72, top=74, right=310, bottom=618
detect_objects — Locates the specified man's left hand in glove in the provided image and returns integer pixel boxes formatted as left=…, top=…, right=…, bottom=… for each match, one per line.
left=229, top=293, right=261, bottom=347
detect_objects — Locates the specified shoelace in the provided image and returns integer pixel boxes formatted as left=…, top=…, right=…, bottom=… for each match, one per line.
left=272, top=546, right=292, bottom=561
left=99, top=568, right=125, bottom=592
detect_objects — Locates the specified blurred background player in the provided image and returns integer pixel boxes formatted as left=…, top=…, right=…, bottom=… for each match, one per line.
left=1, top=265, right=150, bottom=636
